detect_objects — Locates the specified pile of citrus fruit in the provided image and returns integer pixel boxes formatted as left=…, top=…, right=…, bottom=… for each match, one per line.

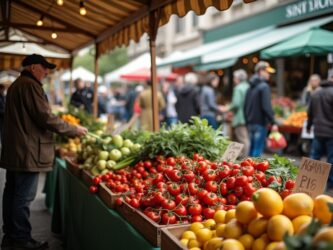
left=178, top=188, right=333, bottom=250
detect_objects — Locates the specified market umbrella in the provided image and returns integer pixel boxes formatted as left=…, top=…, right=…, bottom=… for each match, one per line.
left=261, top=28, right=333, bottom=58
left=120, top=68, right=178, bottom=81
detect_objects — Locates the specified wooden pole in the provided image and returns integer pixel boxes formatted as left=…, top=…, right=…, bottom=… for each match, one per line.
left=93, top=43, right=100, bottom=117
left=149, top=10, right=161, bottom=132
left=310, top=55, right=315, bottom=75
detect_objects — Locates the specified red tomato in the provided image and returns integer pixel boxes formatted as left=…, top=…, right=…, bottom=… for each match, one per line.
left=183, top=170, right=195, bottom=183
left=242, top=166, right=255, bottom=176
left=218, top=165, right=231, bottom=179
left=203, top=207, right=215, bottom=219
left=129, top=198, right=140, bottom=208
left=219, top=182, right=228, bottom=195
left=191, top=215, right=203, bottom=222
left=226, top=177, right=236, bottom=189
left=205, top=181, right=218, bottom=192
left=166, top=157, right=176, bottom=166
left=232, top=169, right=241, bottom=176
left=161, top=212, right=177, bottom=225
left=146, top=211, right=160, bottom=222
left=256, top=161, right=269, bottom=172
left=227, top=193, right=238, bottom=205
left=197, top=161, right=209, bottom=173
left=161, top=199, right=176, bottom=210
left=243, top=183, right=256, bottom=196
left=143, top=160, right=152, bottom=169
left=280, top=189, right=291, bottom=199
left=174, top=204, right=187, bottom=216
left=197, top=189, right=208, bottom=200
left=92, top=177, right=101, bottom=186
left=89, top=185, right=98, bottom=194
left=175, top=194, right=189, bottom=205
left=188, top=203, right=203, bottom=216
left=167, top=183, right=181, bottom=196
left=188, top=183, right=199, bottom=195
left=169, top=170, right=182, bottom=182
left=203, top=192, right=218, bottom=206
left=203, top=169, right=217, bottom=181
left=235, top=176, right=248, bottom=186
left=234, top=186, right=244, bottom=197
left=115, top=197, right=123, bottom=206
left=285, top=180, right=295, bottom=190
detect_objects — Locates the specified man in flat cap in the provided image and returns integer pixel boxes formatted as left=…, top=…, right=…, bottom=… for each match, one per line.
left=0, top=54, right=88, bottom=250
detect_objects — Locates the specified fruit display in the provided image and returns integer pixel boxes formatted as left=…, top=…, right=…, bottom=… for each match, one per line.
left=60, top=114, right=80, bottom=125
left=272, top=97, right=295, bottom=119
left=59, top=137, right=82, bottom=155
left=174, top=189, right=333, bottom=250
left=283, top=111, right=308, bottom=128
left=110, top=155, right=297, bottom=225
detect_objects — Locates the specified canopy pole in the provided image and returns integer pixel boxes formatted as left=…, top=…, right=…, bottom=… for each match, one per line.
left=310, top=55, right=315, bottom=75
left=149, top=9, right=161, bottom=132
left=93, top=43, right=100, bottom=118
left=69, top=56, right=74, bottom=98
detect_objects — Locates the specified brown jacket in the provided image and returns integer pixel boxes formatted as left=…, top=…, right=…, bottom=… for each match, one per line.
left=0, top=70, right=78, bottom=172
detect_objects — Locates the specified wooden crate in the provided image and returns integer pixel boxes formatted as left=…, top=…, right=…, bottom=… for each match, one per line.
left=116, top=201, right=170, bottom=247
left=81, top=169, right=94, bottom=186
left=98, top=183, right=121, bottom=209
left=65, top=157, right=82, bottom=178
left=161, top=224, right=190, bottom=250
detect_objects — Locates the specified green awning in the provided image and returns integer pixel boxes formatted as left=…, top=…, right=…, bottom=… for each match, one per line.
left=261, top=28, right=333, bottom=59
left=194, top=58, right=238, bottom=71
left=202, top=16, right=333, bottom=65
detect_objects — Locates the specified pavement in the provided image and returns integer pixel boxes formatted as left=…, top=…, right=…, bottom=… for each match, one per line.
left=0, top=169, right=63, bottom=250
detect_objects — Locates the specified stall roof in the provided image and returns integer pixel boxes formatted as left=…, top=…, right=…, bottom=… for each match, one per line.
left=0, top=0, right=255, bottom=56
left=61, top=66, right=102, bottom=83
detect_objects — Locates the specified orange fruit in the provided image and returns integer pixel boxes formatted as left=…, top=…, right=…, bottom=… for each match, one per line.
left=182, top=230, right=197, bottom=240
left=266, top=242, right=282, bottom=250
left=313, top=195, right=333, bottom=224
left=225, top=209, right=236, bottom=223
left=214, top=210, right=227, bottom=224
left=270, top=242, right=286, bottom=250
left=203, top=237, right=223, bottom=250
left=215, top=224, right=226, bottom=237
left=195, top=228, right=213, bottom=243
left=236, top=201, right=258, bottom=225
left=252, top=234, right=270, bottom=250
left=267, top=215, right=294, bottom=241
left=248, top=217, right=269, bottom=238
left=188, top=239, right=202, bottom=248
left=238, top=234, right=254, bottom=250
left=179, top=238, right=189, bottom=247
left=203, top=219, right=217, bottom=230
left=291, top=215, right=312, bottom=234
left=221, top=239, right=245, bottom=250
left=190, top=222, right=205, bottom=233
left=283, top=193, right=313, bottom=219
left=223, top=219, right=243, bottom=239
left=252, top=188, right=283, bottom=218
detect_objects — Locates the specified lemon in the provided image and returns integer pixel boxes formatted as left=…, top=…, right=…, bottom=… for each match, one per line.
left=236, top=201, right=258, bottom=225
left=313, top=195, right=333, bottom=224
left=248, top=217, right=268, bottom=238
left=252, top=188, right=283, bottom=218
left=267, top=215, right=294, bottom=241
left=238, top=234, right=254, bottom=250
left=223, top=219, right=243, bottom=239
left=291, top=215, right=312, bottom=234
left=283, top=193, right=313, bottom=219
left=203, top=219, right=217, bottom=230
left=182, top=230, right=197, bottom=240
left=225, top=209, right=236, bottom=223
left=214, top=210, right=227, bottom=224
left=215, top=223, right=226, bottom=237
left=221, top=239, right=245, bottom=250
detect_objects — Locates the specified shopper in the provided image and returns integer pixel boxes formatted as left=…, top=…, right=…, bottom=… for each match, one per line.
left=301, top=74, right=321, bottom=106
left=307, top=73, right=333, bottom=189
left=139, top=80, right=165, bottom=131
left=229, top=69, right=250, bottom=158
left=70, top=78, right=93, bottom=113
left=200, top=74, right=224, bottom=129
left=175, top=73, right=200, bottom=123
left=244, top=61, right=277, bottom=157
left=0, top=54, right=88, bottom=250
left=162, top=81, right=178, bottom=127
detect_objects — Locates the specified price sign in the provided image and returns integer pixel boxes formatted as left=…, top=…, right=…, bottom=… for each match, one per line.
left=294, top=157, right=331, bottom=198
left=221, top=142, right=244, bottom=162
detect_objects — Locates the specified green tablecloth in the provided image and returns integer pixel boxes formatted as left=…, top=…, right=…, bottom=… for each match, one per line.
left=48, top=158, right=158, bottom=250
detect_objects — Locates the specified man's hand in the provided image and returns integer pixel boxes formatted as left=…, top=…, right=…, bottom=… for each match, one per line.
left=76, top=125, right=88, bottom=137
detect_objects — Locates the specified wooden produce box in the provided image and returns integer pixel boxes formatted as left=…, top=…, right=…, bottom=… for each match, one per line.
left=116, top=201, right=186, bottom=247
left=98, top=183, right=121, bottom=209
left=161, top=224, right=190, bottom=250
left=65, top=157, right=82, bottom=178
left=81, top=169, right=94, bottom=186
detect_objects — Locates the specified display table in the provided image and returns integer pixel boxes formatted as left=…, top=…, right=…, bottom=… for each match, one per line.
left=47, top=158, right=158, bottom=250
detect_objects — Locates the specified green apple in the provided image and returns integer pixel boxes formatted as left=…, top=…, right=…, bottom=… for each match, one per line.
left=109, top=149, right=122, bottom=161
left=97, top=160, right=107, bottom=171
left=101, top=169, right=109, bottom=175
left=91, top=166, right=100, bottom=176
left=123, top=139, right=134, bottom=148
left=120, top=147, right=131, bottom=156
left=106, top=160, right=116, bottom=169
left=112, top=135, right=123, bottom=148
left=103, top=137, right=112, bottom=144
left=98, top=150, right=109, bottom=161
left=131, top=143, right=141, bottom=152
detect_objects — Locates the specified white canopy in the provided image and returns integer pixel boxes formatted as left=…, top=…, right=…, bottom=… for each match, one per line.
left=61, top=66, right=102, bottom=83
left=104, top=52, right=162, bottom=83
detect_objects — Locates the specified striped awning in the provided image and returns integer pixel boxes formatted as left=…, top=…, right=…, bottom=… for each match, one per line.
left=1, top=0, right=255, bottom=57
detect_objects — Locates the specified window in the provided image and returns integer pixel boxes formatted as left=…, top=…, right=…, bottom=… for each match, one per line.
left=175, top=18, right=185, bottom=34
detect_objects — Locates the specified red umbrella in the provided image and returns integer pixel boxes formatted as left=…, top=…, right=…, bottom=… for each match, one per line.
left=120, top=68, right=177, bottom=81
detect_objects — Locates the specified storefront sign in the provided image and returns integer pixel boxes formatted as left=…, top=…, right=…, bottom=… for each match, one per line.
left=294, top=157, right=331, bottom=198
left=286, top=0, right=333, bottom=19
left=221, top=142, right=244, bottom=162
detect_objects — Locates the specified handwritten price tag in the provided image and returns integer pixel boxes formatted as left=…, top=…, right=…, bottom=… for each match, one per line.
left=293, top=157, right=331, bottom=198
left=221, top=142, right=244, bottom=162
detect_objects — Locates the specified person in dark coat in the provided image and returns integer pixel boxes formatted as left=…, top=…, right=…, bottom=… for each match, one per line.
left=0, top=84, right=6, bottom=144
left=307, top=73, right=333, bottom=189
left=175, top=73, right=200, bottom=123
left=0, top=54, right=88, bottom=250
left=244, top=61, right=277, bottom=157
left=70, top=78, right=93, bottom=113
